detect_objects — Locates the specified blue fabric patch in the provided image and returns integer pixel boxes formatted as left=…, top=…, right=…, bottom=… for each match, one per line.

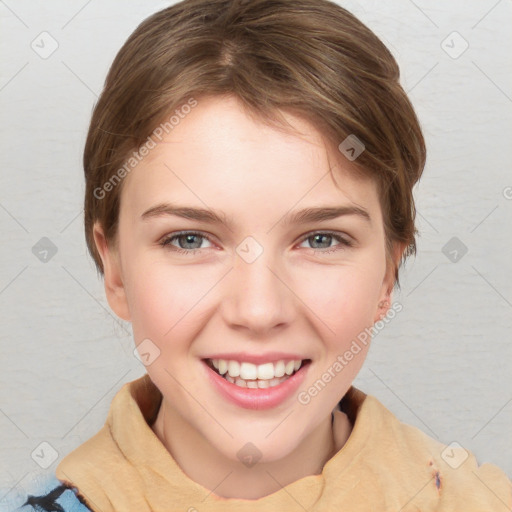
left=0, top=473, right=92, bottom=512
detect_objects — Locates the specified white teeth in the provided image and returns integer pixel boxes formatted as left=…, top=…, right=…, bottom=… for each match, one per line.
left=239, top=362, right=258, bottom=380
left=228, top=360, right=240, bottom=377
left=285, top=361, right=295, bottom=375
left=218, top=359, right=228, bottom=375
left=208, top=357, right=309, bottom=389
left=211, top=358, right=305, bottom=380
left=274, top=360, right=285, bottom=378
left=222, top=372, right=293, bottom=389
left=257, top=362, right=274, bottom=380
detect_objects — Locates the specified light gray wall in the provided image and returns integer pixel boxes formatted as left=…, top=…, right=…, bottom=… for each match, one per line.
left=1, top=0, right=511, bottom=500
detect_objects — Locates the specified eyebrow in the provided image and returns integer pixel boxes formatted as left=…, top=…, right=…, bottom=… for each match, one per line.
left=140, top=202, right=371, bottom=226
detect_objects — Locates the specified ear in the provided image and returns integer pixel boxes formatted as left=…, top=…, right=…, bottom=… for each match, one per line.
left=373, top=241, right=406, bottom=323
left=93, top=221, right=131, bottom=322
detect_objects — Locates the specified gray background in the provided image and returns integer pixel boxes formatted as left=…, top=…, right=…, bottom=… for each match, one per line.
left=1, top=0, right=511, bottom=501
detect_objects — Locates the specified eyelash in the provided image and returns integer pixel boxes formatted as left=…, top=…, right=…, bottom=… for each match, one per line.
left=158, top=230, right=353, bottom=255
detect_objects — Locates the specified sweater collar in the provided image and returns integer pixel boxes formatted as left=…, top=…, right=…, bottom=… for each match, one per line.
left=58, top=373, right=372, bottom=511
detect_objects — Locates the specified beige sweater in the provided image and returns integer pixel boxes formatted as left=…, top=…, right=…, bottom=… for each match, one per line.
left=56, top=374, right=511, bottom=511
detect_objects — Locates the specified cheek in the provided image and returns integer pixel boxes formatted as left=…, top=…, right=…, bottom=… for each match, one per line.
left=296, top=262, right=383, bottom=334
left=128, top=263, right=194, bottom=339
left=125, top=257, right=219, bottom=345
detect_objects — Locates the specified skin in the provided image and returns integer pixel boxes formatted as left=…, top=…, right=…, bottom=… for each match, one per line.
left=93, top=95, right=404, bottom=500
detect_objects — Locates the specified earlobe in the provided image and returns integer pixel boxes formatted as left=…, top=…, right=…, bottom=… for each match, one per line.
left=374, top=241, right=406, bottom=323
left=92, top=222, right=131, bottom=322
left=375, top=299, right=391, bottom=323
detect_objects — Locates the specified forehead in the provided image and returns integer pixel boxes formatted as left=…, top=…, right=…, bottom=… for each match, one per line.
left=120, top=95, right=380, bottom=222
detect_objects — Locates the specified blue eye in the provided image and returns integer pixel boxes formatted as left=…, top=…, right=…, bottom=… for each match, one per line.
left=159, top=231, right=213, bottom=255
left=299, top=232, right=353, bottom=254
left=159, top=230, right=353, bottom=256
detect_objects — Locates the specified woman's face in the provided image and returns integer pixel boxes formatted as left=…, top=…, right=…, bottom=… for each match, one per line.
left=94, top=95, right=397, bottom=463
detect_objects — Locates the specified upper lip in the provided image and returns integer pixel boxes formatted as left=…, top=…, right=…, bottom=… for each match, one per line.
left=202, top=352, right=310, bottom=365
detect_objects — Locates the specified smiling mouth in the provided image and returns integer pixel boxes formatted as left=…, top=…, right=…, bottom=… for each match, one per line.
left=203, top=358, right=312, bottom=389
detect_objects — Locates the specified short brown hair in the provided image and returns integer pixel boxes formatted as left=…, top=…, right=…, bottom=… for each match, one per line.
left=83, top=0, right=426, bottom=288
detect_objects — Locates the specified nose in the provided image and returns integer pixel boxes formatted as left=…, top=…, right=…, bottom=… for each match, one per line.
left=221, top=246, right=294, bottom=335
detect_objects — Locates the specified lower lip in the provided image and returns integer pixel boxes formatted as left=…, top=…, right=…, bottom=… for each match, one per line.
left=202, top=359, right=311, bottom=410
